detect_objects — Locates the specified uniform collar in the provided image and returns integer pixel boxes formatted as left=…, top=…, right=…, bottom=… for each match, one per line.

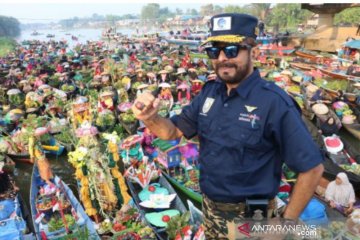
left=216, top=68, right=261, bottom=99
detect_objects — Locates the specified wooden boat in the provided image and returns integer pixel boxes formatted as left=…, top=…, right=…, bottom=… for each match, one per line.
left=31, top=31, right=40, bottom=36
left=165, top=36, right=201, bottom=46
left=163, top=171, right=202, bottom=204
left=7, top=153, right=32, bottom=164
left=256, top=36, right=277, bottom=45
left=290, top=62, right=315, bottom=71
left=187, top=199, right=202, bottom=224
left=330, top=101, right=360, bottom=141
left=30, top=164, right=100, bottom=240
left=341, top=114, right=360, bottom=141
left=302, top=116, right=360, bottom=192
left=258, top=45, right=295, bottom=55
left=7, top=138, right=65, bottom=164
left=316, top=66, right=360, bottom=82
left=323, top=155, right=360, bottom=192
left=295, top=49, right=319, bottom=61
left=126, top=175, right=187, bottom=240
left=46, top=34, right=55, bottom=38
left=0, top=193, right=35, bottom=239
left=1, top=154, right=16, bottom=173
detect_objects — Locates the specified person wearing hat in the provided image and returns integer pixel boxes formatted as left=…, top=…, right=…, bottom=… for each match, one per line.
left=138, top=13, right=324, bottom=239
left=188, top=68, right=198, bottom=81
left=190, top=79, right=203, bottom=96
left=29, top=127, right=54, bottom=185
left=146, top=72, right=157, bottom=85
left=135, top=68, right=146, bottom=83
left=158, top=69, right=170, bottom=83
left=318, top=117, right=339, bottom=136
left=177, top=83, right=191, bottom=106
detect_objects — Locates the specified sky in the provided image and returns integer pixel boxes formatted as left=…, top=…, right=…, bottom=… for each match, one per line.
left=0, top=0, right=356, bottom=24
left=0, top=0, right=238, bottom=23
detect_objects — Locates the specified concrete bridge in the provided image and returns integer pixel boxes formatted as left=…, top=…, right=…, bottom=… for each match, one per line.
left=302, top=3, right=360, bottom=28
left=297, top=4, right=360, bottom=52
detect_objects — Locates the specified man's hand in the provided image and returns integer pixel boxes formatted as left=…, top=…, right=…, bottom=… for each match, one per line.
left=131, top=92, right=160, bottom=122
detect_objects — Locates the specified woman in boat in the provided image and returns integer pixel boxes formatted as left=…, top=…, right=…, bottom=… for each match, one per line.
left=29, top=127, right=54, bottom=185
left=325, top=172, right=356, bottom=215
left=346, top=61, right=358, bottom=76
left=318, top=116, right=339, bottom=136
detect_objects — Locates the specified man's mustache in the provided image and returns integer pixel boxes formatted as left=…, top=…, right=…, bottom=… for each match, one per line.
left=216, top=63, right=237, bottom=69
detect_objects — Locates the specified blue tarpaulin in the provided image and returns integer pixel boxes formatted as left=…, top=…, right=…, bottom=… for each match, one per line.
left=344, top=40, right=360, bottom=49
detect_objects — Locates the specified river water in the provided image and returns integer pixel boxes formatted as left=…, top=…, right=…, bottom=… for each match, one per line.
left=16, top=27, right=135, bottom=47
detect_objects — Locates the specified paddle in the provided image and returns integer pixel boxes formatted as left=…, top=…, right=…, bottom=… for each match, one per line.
left=343, top=149, right=357, bottom=165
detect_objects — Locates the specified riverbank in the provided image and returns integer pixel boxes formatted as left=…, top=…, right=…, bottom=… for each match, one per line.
left=0, top=37, right=16, bottom=57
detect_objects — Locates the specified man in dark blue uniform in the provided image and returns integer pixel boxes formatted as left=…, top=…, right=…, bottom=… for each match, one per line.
left=132, top=13, right=324, bottom=239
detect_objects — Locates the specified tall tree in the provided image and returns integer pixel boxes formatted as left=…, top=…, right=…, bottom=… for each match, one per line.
left=223, top=5, right=251, bottom=14
left=141, top=3, right=160, bottom=21
left=186, top=8, right=199, bottom=16
left=250, top=3, right=271, bottom=21
left=190, top=9, right=199, bottom=16
left=200, top=4, right=214, bottom=16
left=175, top=8, right=183, bottom=15
left=267, top=3, right=311, bottom=33
left=334, top=7, right=360, bottom=25
left=213, top=5, right=224, bottom=15
left=0, top=16, right=20, bottom=37
left=159, top=7, right=171, bottom=17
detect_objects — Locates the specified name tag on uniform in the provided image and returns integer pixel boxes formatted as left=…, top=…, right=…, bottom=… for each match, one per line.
left=201, top=97, right=215, bottom=115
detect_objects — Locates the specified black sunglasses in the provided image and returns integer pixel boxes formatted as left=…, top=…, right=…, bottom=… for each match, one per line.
left=205, top=44, right=251, bottom=59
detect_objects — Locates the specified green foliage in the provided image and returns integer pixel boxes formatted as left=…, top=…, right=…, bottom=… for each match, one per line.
left=113, top=124, right=127, bottom=140
left=159, top=7, right=175, bottom=20
left=0, top=16, right=20, bottom=37
left=314, top=78, right=348, bottom=91
left=0, top=88, right=7, bottom=104
left=0, top=37, right=16, bottom=57
left=166, top=212, right=191, bottom=240
left=185, top=8, right=199, bottom=16
left=54, top=127, right=78, bottom=146
left=105, top=14, right=122, bottom=24
left=96, top=112, right=116, bottom=127
left=223, top=5, right=252, bottom=14
left=141, top=3, right=160, bottom=20
left=334, top=7, right=360, bottom=25
left=8, top=94, right=24, bottom=106
left=200, top=4, right=215, bottom=16
left=267, top=4, right=312, bottom=30
left=250, top=3, right=271, bottom=21
left=175, top=8, right=183, bottom=15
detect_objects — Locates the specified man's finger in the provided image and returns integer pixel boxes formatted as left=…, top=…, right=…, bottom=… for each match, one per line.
left=153, top=98, right=160, bottom=108
left=142, top=98, right=155, bottom=112
left=135, top=101, right=145, bottom=110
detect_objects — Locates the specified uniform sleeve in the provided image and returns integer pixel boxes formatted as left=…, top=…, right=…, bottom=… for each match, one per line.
left=272, top=104, right=324, bottom=173
left=170, top=94, right=201, bottom=139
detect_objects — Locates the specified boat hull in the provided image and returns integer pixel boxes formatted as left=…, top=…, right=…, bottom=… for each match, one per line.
left=163, top=172, right=202, bottom=204
left=126, top=175, right=187, bottom=240
left=30, top=164, right=100, bottom=239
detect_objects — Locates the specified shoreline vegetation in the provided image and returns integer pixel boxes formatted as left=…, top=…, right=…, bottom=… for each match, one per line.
left=0, top=37, right=16, bottom=57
